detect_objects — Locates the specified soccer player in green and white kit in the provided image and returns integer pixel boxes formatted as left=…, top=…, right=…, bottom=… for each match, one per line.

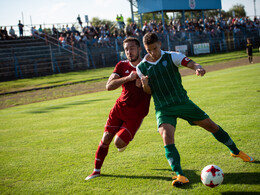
left=136, top=32, right=255, bottom=187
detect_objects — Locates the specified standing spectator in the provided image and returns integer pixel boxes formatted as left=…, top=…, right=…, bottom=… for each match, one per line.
left=38, top=25, right=43, bottom=35
left=77, top=14, right=83, bottom=28
left=9, top=26, right=17, bottom=39
left=246, top=38, right=253, bottom=63
left=18, top=20, right=24, bottom=37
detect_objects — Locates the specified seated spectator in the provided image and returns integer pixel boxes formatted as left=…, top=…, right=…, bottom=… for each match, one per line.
left=2, top=27, right=9, bottom=40
left=9, top=26, right=17, bottom=39
left=0, top=26, right=4, bottom=40
left=59, top=34, right=66, bottom=48
left=31, top=26, right=39, bottom=38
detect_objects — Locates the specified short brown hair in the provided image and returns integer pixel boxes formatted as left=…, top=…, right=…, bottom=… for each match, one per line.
left=123, top=37, right=140, bottom=47
left=143, top=32, right=159, bottom=45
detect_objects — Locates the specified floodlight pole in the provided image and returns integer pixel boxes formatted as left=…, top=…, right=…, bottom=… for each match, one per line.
left=253, top=0, right=256, bottom=17
left=129, top=0, right=135, bottom=23
left=161, top=10, right=166, bottom=33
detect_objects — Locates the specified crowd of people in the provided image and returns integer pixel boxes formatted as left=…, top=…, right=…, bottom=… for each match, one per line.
left=0, top=15, right=259, bottom=50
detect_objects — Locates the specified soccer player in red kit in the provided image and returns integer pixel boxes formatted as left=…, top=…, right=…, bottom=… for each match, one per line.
left=85, top=37, right=151, bottom=181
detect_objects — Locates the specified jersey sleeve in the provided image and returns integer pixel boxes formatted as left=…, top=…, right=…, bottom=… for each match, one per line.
left=170, top=51, right=191, bottom=67
left=113, top=62, right=122, bottom=77
left=136, top=65, right=144, bottom=78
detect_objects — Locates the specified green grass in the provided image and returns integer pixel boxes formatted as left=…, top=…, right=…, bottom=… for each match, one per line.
left=0, top=64, right=259, bottom=194
left=1, top=49, right=259, bottom=94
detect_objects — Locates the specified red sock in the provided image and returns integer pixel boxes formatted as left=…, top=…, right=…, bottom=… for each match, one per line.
left=94, top=140, right=109, bottom=171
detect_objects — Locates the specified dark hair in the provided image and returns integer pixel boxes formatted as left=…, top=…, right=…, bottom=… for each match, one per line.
left=143, top=32, right=159, bottom=45
left=123, top=37, right=140, bottom=47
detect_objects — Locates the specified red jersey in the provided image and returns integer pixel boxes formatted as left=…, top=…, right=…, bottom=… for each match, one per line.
left=113, top=60, right=151, bottom=118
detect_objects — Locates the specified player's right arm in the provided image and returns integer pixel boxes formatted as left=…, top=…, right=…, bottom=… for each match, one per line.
left=106, top=71, right=137, bottom=91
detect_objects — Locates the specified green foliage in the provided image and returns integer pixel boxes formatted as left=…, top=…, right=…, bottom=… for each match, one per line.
left=227, top=4, right=246, bottom=17
left=0, top=64, right=259, bottom=194
left=91, top=17, right=114, bottom=27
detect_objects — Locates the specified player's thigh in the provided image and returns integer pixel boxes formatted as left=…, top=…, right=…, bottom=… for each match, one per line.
left=116, top=118, right=144, bottom=145
left=104, top=109, right=123, bottom=135
left=193, top=118, right=219, bottom=133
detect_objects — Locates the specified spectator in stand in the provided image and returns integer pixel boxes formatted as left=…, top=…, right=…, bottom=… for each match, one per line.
left=18, top=20, right=24, bottom=37
left=74, top=32, right=81, bottom=48
left=9, top=26, right=17, bottom=39
left=71, top=25, right=76, bottom=34
left=2, top=27, right=9, bottom=40
left=98, top=35, right=105, bottom=47
left=0, top=27, right=4, bottom=40
left=104, top=35, right=112, bottom=48
left=66, top=24, right=71, bottom=34
left=59, top=34, right=66, bottom=48
left=61, top=25, right=66, bottom=34
left=77, top=14, right=83, bottom=28
left=65, top=33, right=71, bottom=47
left=38, top=25, right=43, bottom=35
left=52, top=25, right=59, bottom=37
left=91, top=35, right=98, bottom=47
left=31, top=26, right=38, bottom=38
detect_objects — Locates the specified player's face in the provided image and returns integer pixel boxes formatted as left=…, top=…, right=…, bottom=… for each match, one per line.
left=124, top=41, right=140, bottom=62
left=144, top=41, right=162, bottom=61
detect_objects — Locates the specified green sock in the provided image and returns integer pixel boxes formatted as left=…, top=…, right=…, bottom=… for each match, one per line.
left=212, top=126, right=240, bottom=155
left=164, top=144, right=185, bottom=176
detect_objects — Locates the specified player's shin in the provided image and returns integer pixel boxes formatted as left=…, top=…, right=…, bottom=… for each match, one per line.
left=164, top=144, right=185, bottom=176
left=94, top=140, right=109, bottom=170
left=212, top=126, right=240, bottom=155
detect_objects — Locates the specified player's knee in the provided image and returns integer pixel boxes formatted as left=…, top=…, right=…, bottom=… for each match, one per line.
left=102, top=132, right=114, bottom=145
left=114, top=135, right=127, bottom=149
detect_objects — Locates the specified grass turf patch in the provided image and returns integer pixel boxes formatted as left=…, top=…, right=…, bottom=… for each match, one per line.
left=0, top=64, right=259, bottom=194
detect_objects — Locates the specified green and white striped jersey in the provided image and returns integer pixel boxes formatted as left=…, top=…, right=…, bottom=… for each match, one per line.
left=137, top=50, right=190, bottom=109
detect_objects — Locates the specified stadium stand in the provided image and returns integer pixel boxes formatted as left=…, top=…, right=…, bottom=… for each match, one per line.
left=0, top=16, right=259, bottom=81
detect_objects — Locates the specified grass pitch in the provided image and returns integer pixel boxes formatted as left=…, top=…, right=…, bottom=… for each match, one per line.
left=0, top=63, right=259, bottom=194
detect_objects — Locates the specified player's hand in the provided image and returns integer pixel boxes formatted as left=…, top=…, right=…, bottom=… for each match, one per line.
left=135, top=78, right=142, bottom=88
left=128, top=71, right=138, bottom=81
left=196, top=68, right=206, bottom=76
left=141, top=75, right=149, bottom=87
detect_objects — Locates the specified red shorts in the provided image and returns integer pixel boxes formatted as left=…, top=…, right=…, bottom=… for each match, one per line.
left=104, top=103, right=144, bottom=144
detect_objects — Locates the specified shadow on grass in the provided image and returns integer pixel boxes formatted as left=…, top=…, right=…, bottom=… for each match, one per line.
left=101, top=168, right=260, bottom=189
left=221, top=192, right=260, bottom=195
left=27, top=98, right=107, bottom=114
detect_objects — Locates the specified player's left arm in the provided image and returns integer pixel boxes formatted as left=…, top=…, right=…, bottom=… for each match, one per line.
left=171, top=52, right=206, bottom=77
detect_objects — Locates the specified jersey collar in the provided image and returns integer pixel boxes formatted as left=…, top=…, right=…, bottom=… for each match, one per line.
left=142, top=50, right=165, bottom=65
